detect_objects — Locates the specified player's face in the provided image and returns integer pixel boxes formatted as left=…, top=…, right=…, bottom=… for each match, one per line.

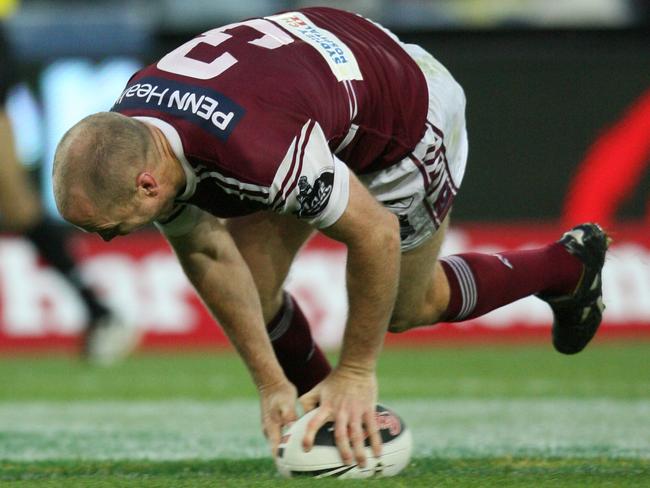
left=68, top=190, right=164, bottom=242
left=61, top=136, right=182, bottom=241
left=93, top=215, right=149, bottom=242
left=83, top=202, right=157, bottom=242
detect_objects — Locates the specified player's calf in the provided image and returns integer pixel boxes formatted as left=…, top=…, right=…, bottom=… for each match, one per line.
left=391, top=227, right=597, bottom=338
left=266, top=292, right=331, bottom=394
left=389, top=259, right=452, bottom=333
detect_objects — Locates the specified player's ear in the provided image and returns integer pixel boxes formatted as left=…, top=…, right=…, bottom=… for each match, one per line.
left=136, top=172, right=159, bottom=197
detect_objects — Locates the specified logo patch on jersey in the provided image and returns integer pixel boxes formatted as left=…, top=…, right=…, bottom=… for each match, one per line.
left=294, top=170, right=334, bottom=218
left=267, top=12, right=363, bottom=82
left=112, top=77, right=244, bottom=140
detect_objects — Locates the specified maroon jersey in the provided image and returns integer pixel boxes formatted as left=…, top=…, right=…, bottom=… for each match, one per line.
left=112, top=7, right=428, bottom=229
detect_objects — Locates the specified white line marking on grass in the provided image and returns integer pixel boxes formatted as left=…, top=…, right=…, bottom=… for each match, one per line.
left=0, top=399, right=648, bottom=461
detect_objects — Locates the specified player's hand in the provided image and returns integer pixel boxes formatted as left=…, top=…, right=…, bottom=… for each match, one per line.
left=258, top=379, right=298, bottom=457
left=299, top=367, right=381, bottom=468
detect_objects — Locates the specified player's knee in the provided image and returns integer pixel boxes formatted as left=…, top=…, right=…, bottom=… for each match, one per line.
left=387, top=321, right=410, bottom=334
left=388, top=308, right=445, bottom=334
left=388, top=312, right=419, bottom=334
left=259, top=288, right=285, bottom=324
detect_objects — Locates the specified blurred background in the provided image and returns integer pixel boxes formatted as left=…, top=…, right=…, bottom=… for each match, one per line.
left=1, top=0, right=649, bottom=352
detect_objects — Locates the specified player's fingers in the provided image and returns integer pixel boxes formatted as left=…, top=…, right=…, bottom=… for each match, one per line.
left=299, top=382, right=323, bottom=410
left=298, top=391, right=318, bottom=413
left=302, top=407, right=330, bottom=452
left=334, top=411, right=354, bottom=465
left=275, top=399, right=298, bottom=425
left=283, top=406, right=298, bottom=424
left=265, top=420, right=281, bottom=457
left=348, top=413, right=367, bottom=468
left=298, top=393, right=317, bottom=413
left=364, top=410, right=383, bottom=459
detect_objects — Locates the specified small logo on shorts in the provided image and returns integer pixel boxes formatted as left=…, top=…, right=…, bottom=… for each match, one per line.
left=494, top=254, right=514, bottom=269
left=398, top=215, right=416, bottom=240
left=384, top=196, right=415, bottom=211
left=295, top=171, right=334, bottom=218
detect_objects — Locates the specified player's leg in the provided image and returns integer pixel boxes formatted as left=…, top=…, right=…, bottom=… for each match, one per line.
left=1, top=111, right=138, bottom=364
left=226, top=212, right=331, bottom=394
left=0, top=112, right=108, bottom=322
left=389, top=216, right=450, bottom=331
left=390, top=217, right=609, bottom=354
left=26, top=218, right=140, bottom=364
left=15, top=210, right=138, bottom=364
left=384, top=44, right=609, bottom=352
left=390, top=215, right=585, bottom=330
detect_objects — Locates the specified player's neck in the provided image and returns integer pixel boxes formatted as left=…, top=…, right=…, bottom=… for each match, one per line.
left=143, top=122, right=187, bottom=200
left=169, top=156, right=186, bottom=200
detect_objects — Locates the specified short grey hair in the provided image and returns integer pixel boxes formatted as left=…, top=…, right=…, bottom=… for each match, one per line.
left=53, top=112, right=152, bottom=214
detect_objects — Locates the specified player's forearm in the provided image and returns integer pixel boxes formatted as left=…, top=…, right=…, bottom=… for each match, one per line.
left=170, top=228, right=287, bottom=390
left=188, top=253, right=286, bottom=388
left=338, top=216, right=401, bottom=373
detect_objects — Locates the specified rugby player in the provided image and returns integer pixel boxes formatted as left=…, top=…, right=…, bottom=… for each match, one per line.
left=52, top=7, right=609, bottom=467
left=0, top=11, right=139, bottom=364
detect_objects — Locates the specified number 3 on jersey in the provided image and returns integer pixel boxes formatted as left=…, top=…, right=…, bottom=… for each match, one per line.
left=157, top=19, right=294, bottom=80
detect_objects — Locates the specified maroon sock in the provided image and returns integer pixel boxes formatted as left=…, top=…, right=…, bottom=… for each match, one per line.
left=266, top=292, right=332, bottom=395
left=440, top=242, right=583, bottom=321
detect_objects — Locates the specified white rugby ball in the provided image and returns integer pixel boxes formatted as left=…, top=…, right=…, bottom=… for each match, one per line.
left=275, top=404, right=412, bottom=479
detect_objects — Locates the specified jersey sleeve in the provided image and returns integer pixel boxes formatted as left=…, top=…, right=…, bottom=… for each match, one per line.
left=269, top=120, right=350, bottom=228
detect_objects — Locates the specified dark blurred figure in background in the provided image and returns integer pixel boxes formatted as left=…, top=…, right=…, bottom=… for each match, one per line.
left=0, top=8, right=140, bottom=364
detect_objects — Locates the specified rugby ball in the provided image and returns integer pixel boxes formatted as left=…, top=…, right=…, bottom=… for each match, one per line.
left=275, top=404, right=412, bottom=479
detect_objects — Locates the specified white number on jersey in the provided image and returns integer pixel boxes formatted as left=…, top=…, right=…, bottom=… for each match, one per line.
left=157, top=19, right=294, bottom=80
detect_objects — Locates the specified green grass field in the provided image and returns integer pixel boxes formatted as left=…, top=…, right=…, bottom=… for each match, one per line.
left=1, top=343, right=649, bottom=486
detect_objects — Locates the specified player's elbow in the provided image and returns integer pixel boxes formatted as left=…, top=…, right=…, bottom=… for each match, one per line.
left=358, top=210, right=400, bottom=265
left=342, top=207, right=400, bottom=256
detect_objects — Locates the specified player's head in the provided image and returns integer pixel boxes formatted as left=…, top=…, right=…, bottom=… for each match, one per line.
left=53, top=112, right=181, bottom=241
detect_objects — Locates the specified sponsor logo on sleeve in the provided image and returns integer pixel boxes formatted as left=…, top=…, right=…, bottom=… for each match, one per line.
left=294, top=170, right=334, bottom=218
left=112, top=77, right=244, bottom=140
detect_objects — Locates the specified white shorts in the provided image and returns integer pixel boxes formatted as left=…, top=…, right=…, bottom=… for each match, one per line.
left=359, top=43, right=469, bottom=252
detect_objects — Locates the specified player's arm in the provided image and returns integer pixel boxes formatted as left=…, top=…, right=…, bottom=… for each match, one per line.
left=269, top=120, right=400, bottom=466
left=322, top=171, right=400, bottom=377
left=301, top=172, right=401, bottom=466
left=162, top=208, right=297, bottom=453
